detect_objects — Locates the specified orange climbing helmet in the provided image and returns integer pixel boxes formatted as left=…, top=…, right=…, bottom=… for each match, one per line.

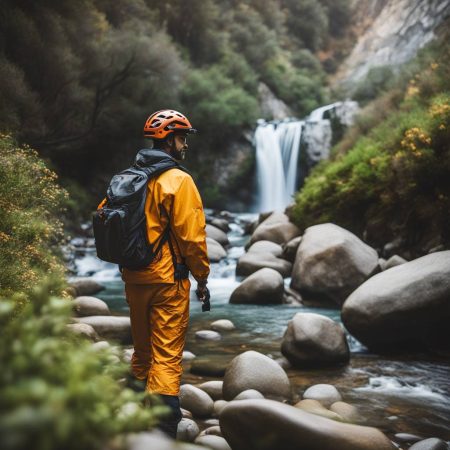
left=143, top=109, right=197, bottom=139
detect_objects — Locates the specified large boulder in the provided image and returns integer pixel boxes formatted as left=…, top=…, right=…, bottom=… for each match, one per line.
left=73, top=296, right=110, bottom=317
left=281, top=313, right=350, bottom=368
left=230, top=268, right=284, bottom=305
left=179, top=384, right=214, bottom=418
left=291, top=223, right=378, bottom=306
left=69, top=278, right=104, bottom=296
left=220, top=399, right=396, bottom=450
left=206, top=224, right=229, bottom=247
left=342, top=251, right=450, bottom=350
left=222, top=351, right=291, bottom=401
left=247, top=240, right=283, bottom=257
left=206, top=238, right=227, bottom=262
left=250, top=213, right=300, bottom=246
left=74, top=316, right=131, bottom=344
left=236, top=252, right=292, bottom=277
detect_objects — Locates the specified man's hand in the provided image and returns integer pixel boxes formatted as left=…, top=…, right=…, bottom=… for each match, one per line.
left=196, top=281, right=210, bottom=312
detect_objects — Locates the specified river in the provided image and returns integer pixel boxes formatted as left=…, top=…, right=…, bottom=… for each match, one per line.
left=72, top=212, right=450, bottom=443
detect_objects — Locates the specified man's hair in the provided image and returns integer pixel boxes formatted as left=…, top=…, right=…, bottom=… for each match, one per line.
left=151, top=137, right=168, bottom=149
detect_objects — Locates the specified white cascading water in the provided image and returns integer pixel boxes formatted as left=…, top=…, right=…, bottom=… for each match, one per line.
left=254, top=120, right=303, bottom=212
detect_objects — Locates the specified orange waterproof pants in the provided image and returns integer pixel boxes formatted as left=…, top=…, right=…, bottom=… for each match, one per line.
left=125, top=279, right=190, bottom=396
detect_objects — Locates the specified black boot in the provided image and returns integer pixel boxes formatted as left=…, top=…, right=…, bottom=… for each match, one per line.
left=157, top=394, right=182, bottom=439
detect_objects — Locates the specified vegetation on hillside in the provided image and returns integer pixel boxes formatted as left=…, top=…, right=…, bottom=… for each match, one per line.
left=291, top=36, right=450, bottom=256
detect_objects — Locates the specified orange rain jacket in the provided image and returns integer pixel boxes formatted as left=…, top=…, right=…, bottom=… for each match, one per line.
left=99, top=168, right=210, bottom=284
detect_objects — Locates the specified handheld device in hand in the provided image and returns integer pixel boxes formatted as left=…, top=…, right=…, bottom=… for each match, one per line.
left=196, top=286, right=211, bottom=312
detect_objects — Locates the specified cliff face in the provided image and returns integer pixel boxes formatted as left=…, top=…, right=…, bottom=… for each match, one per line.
left=334, top=0, right=450, bottom=90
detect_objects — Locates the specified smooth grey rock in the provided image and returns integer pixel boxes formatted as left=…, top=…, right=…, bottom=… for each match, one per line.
left=384, top=254, right=407, bottom=270
left=92, top=340, right=111, bottom=351
left=183, top=351, right=196, bottom=361
left=223, top=350, right=291, bottom=401
left=177, top=418, right=200, bottom=442
left=281, top=313, right=349, bottom=368
left=234, top=389, right=264, bottom=400
left=230, top=268, right=284, bottom=305
left=74, top=316, right=131, bottom=344
left=127, top=430, right=205, bottom=450
left=198, top=426, right=222, bottom=438
left=211, top=218, right=230, bottom=233
left=206, top=224, right=229, bottom=247
left=69, top=278, right=104, bottom=296
left=295, top=399, right=343, bottom=421
left=219, top=399, right=396, bottom=450
left=73, top=296, right=110, bottom=317
left=283, top=286, right=303, bottom=306
left=210, top=319, right=235, bottom=332
left=394, top=433, right=422, bottom=443
left=194, top=435, right=231, bottom=450
left=213, top=400, right=228, bottom=416
left=180, top=384, right=214, bottom=418
left=258, top=82, right=293, bottom=120
left=197, top=381, right=223, bottom=401
left=330, top=402, right=359, bottom=423
left=206, top=238, right=227, bottom=263
left=203, top=418, right=220, bottom=427
left=250, top=213, right=301, bottom=245
left=342, top=251, right=450, bottom=350
left=66, top=323, right=99, bottom=341
left=274, top=356, right=292, bottom=370
left=181, top=408, right=193, bottom=419
left=195, top=330, right=221, bottom=341
left=190, top=356, right=229, bottom=377
left=302, top=384, right=342, bottom=408
left=236, top=252, right=292, bottom=278
left=291, top=223, right=379, bottom=305
left=248, top=240, right=283, bottom=257
left=282, top=236, right=302, bottom=262
left=378, top=258, right=387, bottom=270
left=409, top=438, right=448, bottom=450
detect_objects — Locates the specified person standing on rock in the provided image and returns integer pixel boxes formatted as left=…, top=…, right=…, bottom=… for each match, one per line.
left=99, top=109, right=210, bottom=438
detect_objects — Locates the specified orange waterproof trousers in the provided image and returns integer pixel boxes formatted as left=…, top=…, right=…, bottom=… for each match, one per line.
left=125, top=278, right=190, bottom=396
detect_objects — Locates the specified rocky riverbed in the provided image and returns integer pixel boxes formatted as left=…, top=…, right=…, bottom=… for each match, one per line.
left=66, top=210, right=450, bottom=450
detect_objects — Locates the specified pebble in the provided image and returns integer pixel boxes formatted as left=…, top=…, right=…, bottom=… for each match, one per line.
left=210, top=319, right=235, bottom=331
left=195, top=330, right=222, bottom=341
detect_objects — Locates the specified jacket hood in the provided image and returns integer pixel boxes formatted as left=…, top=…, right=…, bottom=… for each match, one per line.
left=134, top=148, right=176, bottom=168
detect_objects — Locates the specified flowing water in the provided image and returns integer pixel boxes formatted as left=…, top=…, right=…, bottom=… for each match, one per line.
left=73, top=213, right=450, bottom=442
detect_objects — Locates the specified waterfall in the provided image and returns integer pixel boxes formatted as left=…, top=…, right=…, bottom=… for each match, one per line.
left=254, top=120, right=303, bottom=212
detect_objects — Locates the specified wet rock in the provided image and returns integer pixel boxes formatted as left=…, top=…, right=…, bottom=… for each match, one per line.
left=183, top=351, right=196, bottom=361
left=236, top=252, right=292, bottom=278
left=73, top=296, right=110, bottom=317
left=294, top=399, right=343, bottom=421
left=206, top=224, right=229, bottom=247
left=247, top=240, right=283, bottom=257
left=250, top=216, right=300, bottom=246
left=302, top=384, right=342, bottom=408
left=234, top=389, right=264, bottom=400
left=281, top=313, right=350, bottom=368
left=330, top=402, right=359, bottom=423
left=220, top=399, right=396, bottom=450
left=213, top=400, right=228, bottom=416
left=291, top=223, right=379, bottom=306
left=394, top=433, right=422, bottom=444
left=409, top=438, right=448, bottom=450
left=177, top=418, right=200, bottom=442
left=211, top=218, right=230, bottom=233
left=66, top=323, right=99, bottom=341
left=223, top=350, right=291, bottom=401
left=283, top=286, right=303, bottom=306
left=69, top=278, right=104, bottom=296
left=230, top=268, right=284, bottom=305
left=206, top=238, right=227, bottom=263
left=383, top=254, right=407, bottom=270
left=342, top=251, right=450, bottom=350
left=210, top=319, right=235, bottom=332
left=282, top=236, right=302, bottom=262
left=191, top=356, right=229, bottom=377
left=126, top=430, right=205, bottom=450
left=181, top=408, right=193, bottom=419
left=180, top=384, right=214, bottom=418
left=204, top=418, right=220, bottom=427
left=199, top=426, right=222, bottom=437
left=195, top=330, right=221, bottom=341
left=197, top=381, right=223, bottom=401
left=194, top=435, right=231, bottom=450
left=75, top=316, right=131, bottom=344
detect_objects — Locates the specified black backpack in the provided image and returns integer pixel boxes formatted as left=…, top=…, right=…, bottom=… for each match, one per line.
left=93, top=149, right=185, bottom=270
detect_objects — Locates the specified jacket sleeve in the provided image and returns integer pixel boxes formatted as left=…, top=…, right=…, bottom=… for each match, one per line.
left=170, top=175, right=210, bottom=282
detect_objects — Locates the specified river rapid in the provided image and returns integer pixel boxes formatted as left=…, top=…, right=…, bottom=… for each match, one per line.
left=72, top=212, right=450, bottom=443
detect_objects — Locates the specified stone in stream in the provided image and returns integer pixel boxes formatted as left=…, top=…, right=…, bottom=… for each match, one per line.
left=74, top=316, right=132, bottom=344
left=210, top=319, right=235, bottom=331
left=206, top=224, right=229, bottom=247
left=210, top=217, right=230, bottom=233
left=222, top=350, right=291, bottom=401
left=213, top=400, right=228, bottom=416
left=281, top=313, right=350, bottom=368
left=181, top=408, right=193, bottom=419
left=291, top=223, right=379, bottom=306
left=230, top=268, right=284, bottom=305
left=382, top=254, right=407, bottom=270
left=198, top=425, right=222, bottom=437
left=302, top=384, right=343, bottom=408
left=190, top=356, right=230, bottom=377
left=219, top=399, right=396, bottom=450
left=197, top=380, right=223, bottom=400
left=126, top=430, right=205, bottom=450
left=194, top=435, right=231, bottom=450
left=177, top=418, right=200, bottom=442
left=179, top=384, right=214, bottom=418
left=73, top=296, right=111, bottom=317
left=206, top=237, right=227, bottom=263
left=66, top=322, right=99, bottom=341
left=247, top=240, right=283, bottom=257
left=91, top=340, right=111, bottom=351
left=409, top=438, right=449, bottom=450
left=236, top=252, right=292, bottom=278
left=341, top=251, right=450, bottom=350
left=394, top=433, right=423, bottom=444
left=294, top=399, right=343, bottom=421
left=195, top=330, right=221, bottom=341
left=183, top=351, right=196, bottom=361
left=249, top=212, right=301, bottom=246
left=282, top=236, right=302, bottom=262
left=233, top=389, right=264, bottom=400
left=329, top=402, right=359, bottom=423
left=69, top=278, right=105, bottom=296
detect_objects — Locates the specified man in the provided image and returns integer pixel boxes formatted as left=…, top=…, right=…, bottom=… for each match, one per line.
left=123, top=109, right=210, bottom=437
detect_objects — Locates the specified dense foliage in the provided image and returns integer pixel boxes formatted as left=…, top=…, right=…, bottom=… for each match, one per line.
left=0, top=0, right=351, bottom=206
left=291, top=38, right=450, bottom=256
